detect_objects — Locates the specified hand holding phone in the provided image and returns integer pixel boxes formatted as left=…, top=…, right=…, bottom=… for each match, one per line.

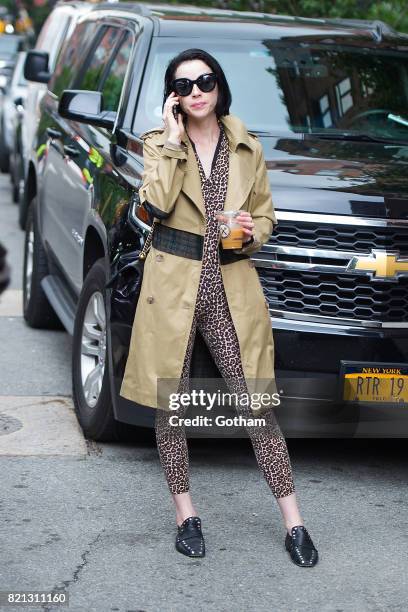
left=163, top=91, right=185, bottom=144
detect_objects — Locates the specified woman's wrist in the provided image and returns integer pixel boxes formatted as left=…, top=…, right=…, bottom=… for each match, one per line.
left=165, top=137, right=182, bottom=148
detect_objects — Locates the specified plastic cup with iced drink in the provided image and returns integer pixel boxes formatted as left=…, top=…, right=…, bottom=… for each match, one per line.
left=215, top=210, right=244, bottom=250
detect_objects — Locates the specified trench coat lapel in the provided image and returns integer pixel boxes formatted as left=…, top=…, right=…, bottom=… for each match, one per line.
left=218, top=114, right=257, bottom=213
left=179, top=139, right=205, bottom=218
left=152, top=113, right=256, bottom=219
left=223, top=147, right=255, bottom=213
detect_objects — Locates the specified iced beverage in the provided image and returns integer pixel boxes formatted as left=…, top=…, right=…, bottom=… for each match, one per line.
left=215, top=211, right=244, bottom=250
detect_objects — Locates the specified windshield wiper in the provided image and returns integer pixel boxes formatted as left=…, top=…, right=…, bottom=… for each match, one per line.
left=304, top=132, right=408, bottom=145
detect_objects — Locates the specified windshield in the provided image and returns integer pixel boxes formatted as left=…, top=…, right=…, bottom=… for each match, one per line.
left=133, top=37, right=408, bottom=142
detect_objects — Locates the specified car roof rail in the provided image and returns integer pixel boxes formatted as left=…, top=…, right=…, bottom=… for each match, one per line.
left=85, top=3, right=408, bottom=40
left=325, top=17, right=401, bottom=39
left=89, top=1, right=155, bottom=17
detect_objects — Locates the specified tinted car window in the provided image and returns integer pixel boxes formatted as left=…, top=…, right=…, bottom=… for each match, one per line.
left=134, top=37, right=408, bottom=142
left=100, top=31, right=133, bottom=111
left=48, top=20, right=100, bottom=97
left=76, top=26, right=121, bottom=92
left=35, top=8, right=71, bottom=69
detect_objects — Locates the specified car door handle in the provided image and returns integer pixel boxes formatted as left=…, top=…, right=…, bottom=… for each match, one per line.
left=46, top=127, right=62, bottom=139
left=63, top=145, right=79, bottom=157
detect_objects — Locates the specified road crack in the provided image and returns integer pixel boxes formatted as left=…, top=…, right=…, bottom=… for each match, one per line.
left=41, top=527, right=107, bottom=612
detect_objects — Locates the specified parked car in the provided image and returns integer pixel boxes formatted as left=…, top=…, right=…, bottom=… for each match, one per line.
left=22, top=3, right=408, bottom=440
left=0, top=33, right=26, bottom=172
left=0, top=50, right=27, bottom=199
left=0, top=33, right=25, bottom=81
left=19, top=0, right=92, bottom=229
left=0, top=240, right=10, bottom=295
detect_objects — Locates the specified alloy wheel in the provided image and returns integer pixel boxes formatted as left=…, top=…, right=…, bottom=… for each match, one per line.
left=24, top=218, right=34, bottom=306
left=80, top=291, right=107, bottom=408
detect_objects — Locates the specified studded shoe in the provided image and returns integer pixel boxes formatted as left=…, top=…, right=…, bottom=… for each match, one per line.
left=285, top=525, right=318, bottom=567
left=175, top=516, right=205, bottom=558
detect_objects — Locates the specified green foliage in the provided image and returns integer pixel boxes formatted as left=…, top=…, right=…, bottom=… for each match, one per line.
left=0, top=0, right=15, bottom=13
left=269, top=0, right=408, bottom=32
left=133, top=0, right=408, bottom=33
left=0, top=0, right=49, bottom=34
left=1, top=0, right=407, bottom=34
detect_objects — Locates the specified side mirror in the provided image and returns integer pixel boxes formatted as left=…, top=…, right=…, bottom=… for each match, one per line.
left=24, top=51, right=50, bottom=84
left=58, top=90, right=116, bottom=130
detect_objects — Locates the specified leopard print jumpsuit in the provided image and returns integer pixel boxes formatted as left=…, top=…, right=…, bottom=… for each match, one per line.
left=154, top=119, right=296, bottom=499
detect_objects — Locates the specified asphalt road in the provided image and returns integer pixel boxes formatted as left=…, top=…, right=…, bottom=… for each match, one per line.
left=0, top=173, right=407, bottom=612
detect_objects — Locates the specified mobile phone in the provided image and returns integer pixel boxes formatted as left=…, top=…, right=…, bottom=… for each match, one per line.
left=172, top=99, right=180, bottom=121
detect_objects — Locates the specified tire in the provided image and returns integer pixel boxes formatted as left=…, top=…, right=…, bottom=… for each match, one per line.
left=19, top=181, right=29, bottom=230
left=0, top=125, right=9, bottom=174
left=10, top=146, right=17, bottom=199
left=11, top=149, right=17, bottom=200
left=12, top=153, right=23, bottom=204
left=9, top=155, right=14, bottom=183
left=71, top=258, right=120, bottom=441
left=12, top=178, right=19, bottom=203
left=71, top=258, right=153, bottom=443
left=22, top=201, right=63, bottom=329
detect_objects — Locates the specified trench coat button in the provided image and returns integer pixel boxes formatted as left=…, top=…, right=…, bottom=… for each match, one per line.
left=147, top=296, right=155, bottom=304
left=155, top=254, right=164, bottom=262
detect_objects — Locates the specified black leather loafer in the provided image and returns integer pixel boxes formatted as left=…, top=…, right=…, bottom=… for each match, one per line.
left=285, top=525, right=318, bottom=567
left=175, top=516, right=205, bottom=558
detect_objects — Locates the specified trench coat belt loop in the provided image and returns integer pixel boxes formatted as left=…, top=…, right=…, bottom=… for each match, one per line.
left=151, top=223, right=250, bottom=265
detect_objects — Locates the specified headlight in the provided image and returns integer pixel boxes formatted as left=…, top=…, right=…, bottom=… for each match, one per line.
left=129, top=193, right=151, bottom=232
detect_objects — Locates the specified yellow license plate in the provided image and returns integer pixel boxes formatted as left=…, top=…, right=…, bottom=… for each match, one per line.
left=341, top=362, right=408, bottom=404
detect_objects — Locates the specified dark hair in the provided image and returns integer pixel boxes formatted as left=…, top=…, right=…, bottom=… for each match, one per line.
left=162, top=48, right=232, bottom=121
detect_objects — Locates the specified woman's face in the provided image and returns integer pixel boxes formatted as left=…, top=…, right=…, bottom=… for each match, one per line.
left=173, top=59, right=219, bottom=120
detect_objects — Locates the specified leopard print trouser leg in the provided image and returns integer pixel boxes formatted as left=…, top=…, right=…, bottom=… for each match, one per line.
left=154, top=320, right=197, bottom=496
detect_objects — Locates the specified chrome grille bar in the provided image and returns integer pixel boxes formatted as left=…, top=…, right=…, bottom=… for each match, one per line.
left=275, top=211, right=408, bottom=227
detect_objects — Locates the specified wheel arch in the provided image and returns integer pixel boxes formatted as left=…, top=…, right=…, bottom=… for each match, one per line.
left=83, top=224, right=108, bottom=283
left=26, top=162, right=37, bottom=203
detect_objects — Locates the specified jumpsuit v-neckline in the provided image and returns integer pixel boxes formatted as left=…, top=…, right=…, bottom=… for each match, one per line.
left=187, top=121, right=224, bottom=181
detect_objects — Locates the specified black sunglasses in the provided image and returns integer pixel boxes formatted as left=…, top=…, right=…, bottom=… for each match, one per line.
left=171, top=72, right=217, bottom=97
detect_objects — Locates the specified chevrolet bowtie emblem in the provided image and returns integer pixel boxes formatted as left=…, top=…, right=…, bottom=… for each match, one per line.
left=346, top=250, right=408, bottom=280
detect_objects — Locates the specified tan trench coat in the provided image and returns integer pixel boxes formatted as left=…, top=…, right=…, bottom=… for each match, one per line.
left=119, top=113, right=278, bottom=414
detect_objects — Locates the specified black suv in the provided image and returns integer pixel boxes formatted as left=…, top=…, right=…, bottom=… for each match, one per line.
left=23, top=2, right=408, bottom=440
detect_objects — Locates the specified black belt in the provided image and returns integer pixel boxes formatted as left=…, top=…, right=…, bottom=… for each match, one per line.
left=152, top=223, right=249, bottom=265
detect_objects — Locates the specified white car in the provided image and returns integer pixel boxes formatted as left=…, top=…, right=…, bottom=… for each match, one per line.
left=0, top=35, right=26, bottom=172
left=0, top=51, right=27, bottom=202
left=19, top=0, right=93, bottom=230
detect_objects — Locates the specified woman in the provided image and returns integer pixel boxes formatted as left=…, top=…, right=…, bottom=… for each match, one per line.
left=120, top=48, right=318, bottom=566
